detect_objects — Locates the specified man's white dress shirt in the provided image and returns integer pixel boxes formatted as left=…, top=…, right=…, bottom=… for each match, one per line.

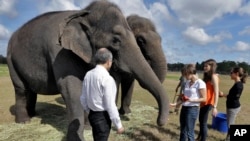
left=80, top=65, right=122, bottom=129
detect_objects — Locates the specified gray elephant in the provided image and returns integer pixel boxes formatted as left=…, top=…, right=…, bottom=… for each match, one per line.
left=117, top=15, right=167, bottom=115
left=7, top=1, right=169, bottom=141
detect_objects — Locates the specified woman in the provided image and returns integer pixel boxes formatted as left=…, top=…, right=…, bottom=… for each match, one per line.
left=196, top=59, right=219, bottom=141
left=219, top=67, right=248, bottom=141
left=174, top=68, right=187, bottom=115
left=179, top=64, right=207, bottom=141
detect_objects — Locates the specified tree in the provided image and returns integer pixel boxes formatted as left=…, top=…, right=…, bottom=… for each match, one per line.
left=0, top=55, right=7, bottom=64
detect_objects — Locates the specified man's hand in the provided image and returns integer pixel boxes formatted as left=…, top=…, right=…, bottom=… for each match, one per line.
left=117, top=127, right=124, bottom=134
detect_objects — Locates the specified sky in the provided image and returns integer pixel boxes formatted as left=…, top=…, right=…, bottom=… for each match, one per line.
left=0, top=0, right=250, bottom=64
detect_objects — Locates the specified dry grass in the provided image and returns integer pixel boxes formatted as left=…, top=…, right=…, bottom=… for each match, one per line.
left=0, top=65, right=249, bottom=141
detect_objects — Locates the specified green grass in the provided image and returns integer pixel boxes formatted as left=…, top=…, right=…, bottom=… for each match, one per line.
left=0, top=64, right=9, bottom=77
left=0, top=65, right=249, bottom=141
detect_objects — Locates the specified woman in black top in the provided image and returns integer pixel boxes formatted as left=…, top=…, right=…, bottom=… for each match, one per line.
left=219, top=67, right=248, bottom=141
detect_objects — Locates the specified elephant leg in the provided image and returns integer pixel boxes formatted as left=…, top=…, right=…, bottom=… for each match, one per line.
left=119, top=76, right=135, bottom=115
left=26, top=90, right=37, bottom=117
left=14, top=88, right=32, bottom=123
left=59, top=77, right=85, bottom=141
left=8, top=60, right=32, bottom=123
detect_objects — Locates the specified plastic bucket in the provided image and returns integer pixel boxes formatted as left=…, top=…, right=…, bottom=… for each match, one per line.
left=212, top=112, right=228, bottom=133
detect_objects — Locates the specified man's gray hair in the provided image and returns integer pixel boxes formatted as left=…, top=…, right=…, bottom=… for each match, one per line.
left=95, top=48, right=113, bottom=64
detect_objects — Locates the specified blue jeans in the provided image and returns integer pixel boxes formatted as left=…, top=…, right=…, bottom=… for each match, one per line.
left=180, top=106, right=199, bottom=141
left=197, top=105, right=212, bottom=141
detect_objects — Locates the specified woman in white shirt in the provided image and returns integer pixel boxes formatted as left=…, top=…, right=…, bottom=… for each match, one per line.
left=179, top=64, right=207, bottom=141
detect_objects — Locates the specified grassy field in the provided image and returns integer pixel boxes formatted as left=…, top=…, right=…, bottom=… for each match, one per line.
left=0, top=64, right=249, bottom=141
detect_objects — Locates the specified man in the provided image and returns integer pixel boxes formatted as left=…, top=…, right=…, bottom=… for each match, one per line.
left=80, top=48, right=124, bottom=141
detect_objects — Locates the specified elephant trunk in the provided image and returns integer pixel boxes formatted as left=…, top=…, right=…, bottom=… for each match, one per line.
left=150, top=54, right=167, bottom=83
left=146, top=43, right=167, bottom=83
left=123, top=45, right=169, bottom=126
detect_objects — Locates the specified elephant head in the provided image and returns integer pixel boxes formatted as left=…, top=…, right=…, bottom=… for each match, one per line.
left=117, top=15, right=168, bottom=115
left=127, top=15, right=167, bottom=83
left=59, top=1, right=169, bottom=126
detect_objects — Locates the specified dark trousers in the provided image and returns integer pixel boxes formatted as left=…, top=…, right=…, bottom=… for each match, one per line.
left=197, top=105, right=212, bottom=141
left=88, top=110, right=111, bottom=141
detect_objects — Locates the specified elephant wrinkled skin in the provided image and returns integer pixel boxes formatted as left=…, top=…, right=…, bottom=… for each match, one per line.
left=7, top=1, right=169, bottom=141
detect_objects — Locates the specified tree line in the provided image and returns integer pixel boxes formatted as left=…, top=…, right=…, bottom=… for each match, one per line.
left=1, top=55, right=249, bottom=74
left=168, top=61, right=250, bottom=74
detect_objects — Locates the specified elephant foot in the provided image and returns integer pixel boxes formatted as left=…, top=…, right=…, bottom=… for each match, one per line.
left=119, top=108, right=125, bottom=115
left=84, top=119, right=92, bottom=130
left=119, top=107, right=131, bottom=115
left=15, top=108, right=32, bottom=123
left=67, top=119, right=82, bottom=141
left=28, top=110, right=36, bottom=117
left=120, top=115, right=130, bottom=121
left=15, top=116, right=31, bottom=123
left=84, top=124, right=92, bottom=130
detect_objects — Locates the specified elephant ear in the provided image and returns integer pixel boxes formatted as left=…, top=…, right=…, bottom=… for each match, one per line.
left=58, top=10, right=93, bottom=63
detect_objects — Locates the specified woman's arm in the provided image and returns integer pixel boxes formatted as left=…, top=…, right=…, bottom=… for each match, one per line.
left=211, top=74, right=219, bottom=116
left=175, top=81, right=181, bottom=92
left=212, top=74, right=219, bottom=107
left=219, top=91, right=228, bottom=97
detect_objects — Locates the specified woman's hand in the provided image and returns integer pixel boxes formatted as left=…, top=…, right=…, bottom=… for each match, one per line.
left=170, top=103, right=177, bottom=107
left=212, top=108, right=218, bottom=117
left=181, top=94, right=189, bottom=102
left=219, top=91, right=224, bottom=97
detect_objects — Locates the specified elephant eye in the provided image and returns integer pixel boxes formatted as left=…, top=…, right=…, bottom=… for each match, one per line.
left=112, top=36, right=121, bottom=46
left=136, top=36, right=146, bottom=47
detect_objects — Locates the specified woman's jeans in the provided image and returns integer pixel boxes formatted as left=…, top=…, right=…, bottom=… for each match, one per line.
left=180, top=106, right=199, bottom=141
left=197, top=104, right=212, bottom=141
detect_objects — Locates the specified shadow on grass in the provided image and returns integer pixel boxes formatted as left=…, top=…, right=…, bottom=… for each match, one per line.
left=35, top=102, right=68, bottom=141
left=9, top=100, right=68, bottom=141
left=121, top=123, right=179, bottom=141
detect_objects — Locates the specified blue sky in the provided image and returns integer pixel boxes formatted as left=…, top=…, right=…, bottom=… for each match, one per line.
left=1, top=0, right=250, bottom=64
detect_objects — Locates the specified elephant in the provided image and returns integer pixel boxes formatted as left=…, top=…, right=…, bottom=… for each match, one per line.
left=116, top=15, right=168, bottom=115
left=7, top=1, right=169, bottom=141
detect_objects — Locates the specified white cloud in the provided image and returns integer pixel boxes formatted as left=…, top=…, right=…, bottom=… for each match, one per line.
left=38, top=0, right=80, bottom=13
left=106, top=0, right=172, bottom=34
left=234, top=41, right=250, bottom=51
left=149, top=2, right=173, bottom=33
left=239, top=26, right=250, bottom=35
left=219, top=41, right=250, bottom=52
left=238, top=1, right=250, bottom=15
left=182, top=26, right=232, bottom=45
left=112, top=0, right=150, bottom=17
left=0, top=0, right=17, bottom=17
left=0, top=24, right=11, bottom=40
left=168, top=0, right=241, bottom=26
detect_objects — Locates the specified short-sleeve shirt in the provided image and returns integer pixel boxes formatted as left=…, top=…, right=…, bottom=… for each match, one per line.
left=226, top=81, right=243, bottom=108
left=182, top=79, right=206, bottom=107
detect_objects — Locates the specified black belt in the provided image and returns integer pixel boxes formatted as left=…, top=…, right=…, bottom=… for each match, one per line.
left=90, top=110, right=107, bottom=114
